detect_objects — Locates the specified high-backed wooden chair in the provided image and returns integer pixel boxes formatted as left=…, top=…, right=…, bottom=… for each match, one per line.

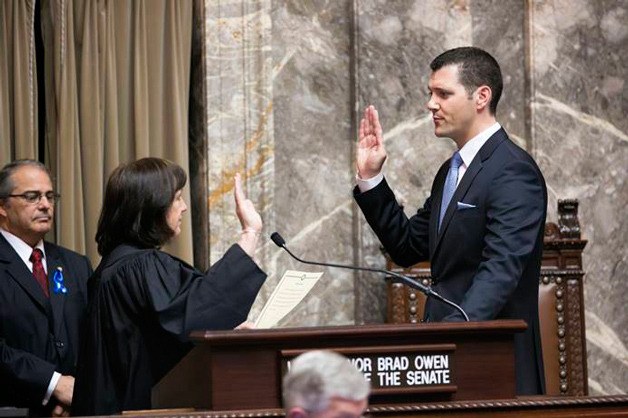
left=385, top=200, right=588, bottom=396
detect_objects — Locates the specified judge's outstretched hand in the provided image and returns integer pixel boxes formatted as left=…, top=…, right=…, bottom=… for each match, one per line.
left=356, top=105, right=387, bottom=179
left=234, top=173, right=262, bottom=257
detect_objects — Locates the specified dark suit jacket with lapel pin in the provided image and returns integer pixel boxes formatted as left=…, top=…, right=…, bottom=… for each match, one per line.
left=355, top=128, right=547, bottom=395
left=0, top=234, right=92, bottom=414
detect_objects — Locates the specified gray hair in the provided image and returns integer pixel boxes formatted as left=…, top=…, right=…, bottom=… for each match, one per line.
left=0, top=159, right=52, bottom=199
left=282, top=350, right=370, bottom=412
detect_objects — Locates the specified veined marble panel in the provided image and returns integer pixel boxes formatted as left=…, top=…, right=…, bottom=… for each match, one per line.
left=529, top=0, right=627, bottom=395
left=203, top=0, right=275, bottom=269
left=530, top=0, right=627, bottom=135
left=251, top=0, right=356, bottom=326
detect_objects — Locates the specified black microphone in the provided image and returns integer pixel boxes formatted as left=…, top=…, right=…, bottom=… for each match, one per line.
left=270, top=232, right=469, bottom=321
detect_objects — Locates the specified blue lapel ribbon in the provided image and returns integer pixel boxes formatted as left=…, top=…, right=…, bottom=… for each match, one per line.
left=52, top=267, right=68, bottom=294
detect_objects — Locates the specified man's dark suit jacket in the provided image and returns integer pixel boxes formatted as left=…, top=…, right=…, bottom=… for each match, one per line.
left=0, top=234, right=92, bottom=414
left=355, top=128, right=547, bottom=395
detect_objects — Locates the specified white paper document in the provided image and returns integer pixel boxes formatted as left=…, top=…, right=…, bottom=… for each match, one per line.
left=254, top=270, right=323, bottom=329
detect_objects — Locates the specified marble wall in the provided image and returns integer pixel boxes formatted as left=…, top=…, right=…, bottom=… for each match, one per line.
left=197, top=0, right=627, bottom=395
left=528, top=0, right=628, bottom=396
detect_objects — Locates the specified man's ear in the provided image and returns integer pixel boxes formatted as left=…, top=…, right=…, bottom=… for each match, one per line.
left=0, top=201, right=7, bottom=218
left=287, top=407, right=308, bottom=418
left=475, top=85, right=492, bottom=112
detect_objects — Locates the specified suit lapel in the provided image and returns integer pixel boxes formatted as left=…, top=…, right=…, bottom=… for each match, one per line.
left=429, top=163, right=448, bottom=256
left=45, top=242, right=67, bottom=338
left=432, top=129, right=508, bottom=258
left=435, top=158, right=484, bottom=243
left=0, top=234, right=49, bottom=311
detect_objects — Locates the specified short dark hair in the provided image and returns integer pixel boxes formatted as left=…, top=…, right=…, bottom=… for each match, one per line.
left=0, top=159, right=52, bottom=200
left=96, top=157, right=187, bottom=256
left=430, top=47, right=503, bottom=115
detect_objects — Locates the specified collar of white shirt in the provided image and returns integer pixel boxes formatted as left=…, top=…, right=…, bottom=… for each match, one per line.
left=458, top=122, right=502, bottom=169
left=0, top=228, right=47, bottom=273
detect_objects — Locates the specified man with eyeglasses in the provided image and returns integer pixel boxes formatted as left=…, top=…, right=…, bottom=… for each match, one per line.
left=0, top=159, right=92, bottom=417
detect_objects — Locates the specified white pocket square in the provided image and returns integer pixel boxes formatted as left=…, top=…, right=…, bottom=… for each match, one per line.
left=457, top=202, right=476, bottom=210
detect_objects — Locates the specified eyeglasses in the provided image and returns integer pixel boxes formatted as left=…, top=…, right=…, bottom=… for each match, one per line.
left=4, top=191, right=61, bottom=205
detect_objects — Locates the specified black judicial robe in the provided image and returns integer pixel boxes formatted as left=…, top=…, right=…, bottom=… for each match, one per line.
left=72, top=243, right=266, bottom=416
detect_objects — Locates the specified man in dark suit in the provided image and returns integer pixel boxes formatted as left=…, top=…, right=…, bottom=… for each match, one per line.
left=0, top=160, right=92, bottom=416
left=354, top=47, right=547, bottom=395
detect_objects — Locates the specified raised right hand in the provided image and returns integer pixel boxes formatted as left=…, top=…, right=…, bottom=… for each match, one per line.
left=356, top=105, right=387, bottom=179
left=234, top=173, right=262, bottom=257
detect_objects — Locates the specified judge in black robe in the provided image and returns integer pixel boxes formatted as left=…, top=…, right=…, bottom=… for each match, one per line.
left=73, top=158, right=266, bottom=416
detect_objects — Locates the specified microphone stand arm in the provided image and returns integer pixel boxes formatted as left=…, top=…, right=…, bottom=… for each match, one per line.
left=281, top=245, right=469, bottom=322
left=395, top=275, right=470, bottom=322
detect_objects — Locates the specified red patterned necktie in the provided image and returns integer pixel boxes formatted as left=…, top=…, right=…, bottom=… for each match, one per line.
left=30, top=248, right=49, bottom=298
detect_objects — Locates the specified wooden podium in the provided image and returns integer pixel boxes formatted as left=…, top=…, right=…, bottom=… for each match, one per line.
left=152, top=320, right=526, bottom=411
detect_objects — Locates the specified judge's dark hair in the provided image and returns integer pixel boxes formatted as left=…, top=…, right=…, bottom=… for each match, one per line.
left=96, top=158, right=187, bottom=256
left=430, top=46, right=503, bottom=115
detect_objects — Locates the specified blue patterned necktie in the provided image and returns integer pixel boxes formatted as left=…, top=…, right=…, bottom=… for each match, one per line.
left=439, top=151, right=463, bottom=231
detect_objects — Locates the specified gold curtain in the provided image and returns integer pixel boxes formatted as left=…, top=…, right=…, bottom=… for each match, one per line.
left=41, top=0, right=194, bottom=264
left=0, top=0, right=39, bottom=165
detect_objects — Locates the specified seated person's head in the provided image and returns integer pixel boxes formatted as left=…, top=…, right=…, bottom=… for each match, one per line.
left=283, top=350, right=370, bottom=418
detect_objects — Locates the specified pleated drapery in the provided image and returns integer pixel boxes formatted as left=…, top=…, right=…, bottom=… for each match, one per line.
left=0, top=0, right=39, bottom=164
left=1, top=0, right=194, bottom=264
